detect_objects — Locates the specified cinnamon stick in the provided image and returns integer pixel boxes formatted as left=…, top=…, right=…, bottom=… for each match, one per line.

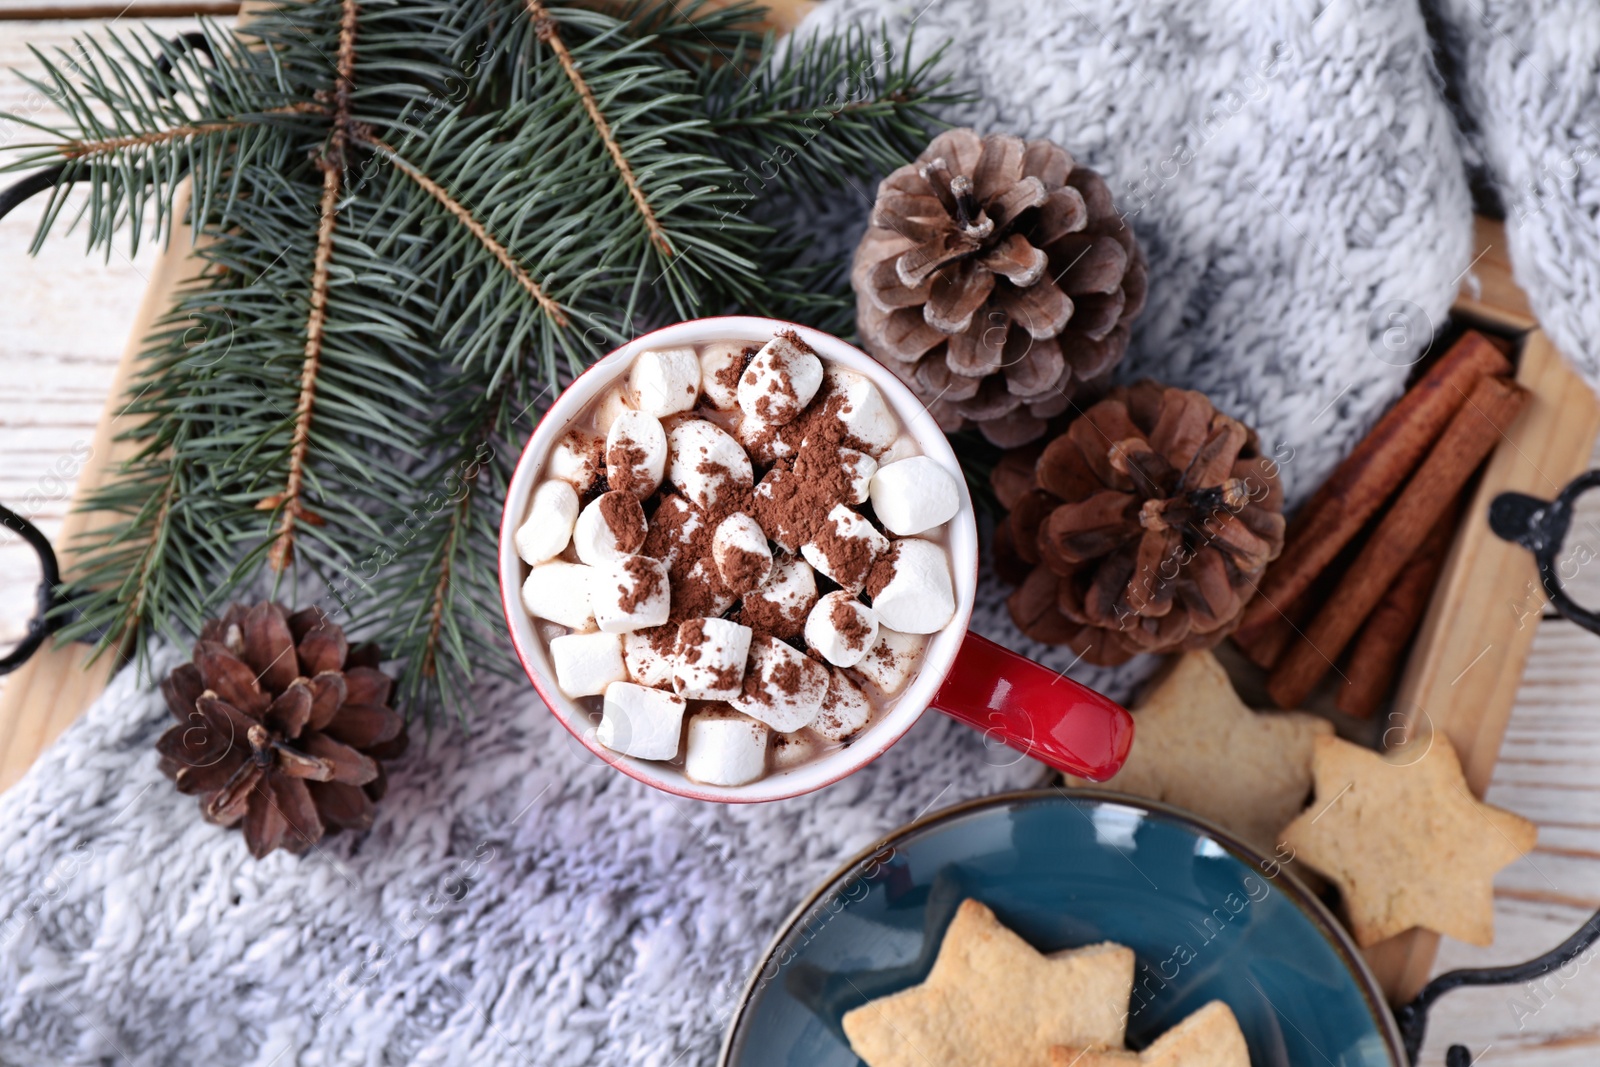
left=1267, top=375, right=1528, bottom=708
left=1234, top=332, right=1511, bottom=662
left=1334, top=500, right=1462, bottom=718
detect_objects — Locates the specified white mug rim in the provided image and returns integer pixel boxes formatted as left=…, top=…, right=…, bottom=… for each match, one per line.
left=497, top=316, right=978, bottom=802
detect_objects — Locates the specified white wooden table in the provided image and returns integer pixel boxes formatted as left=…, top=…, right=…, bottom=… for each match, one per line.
left=3, top=14, right=1600, bottom=1066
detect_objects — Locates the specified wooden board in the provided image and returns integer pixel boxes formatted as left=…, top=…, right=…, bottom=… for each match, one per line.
left=1455, top=215, right=1540, bottom=334
left=0, top=2, right=239, bottom=18
left=1362, top=325, right=1600, bottom=1003
left=0, top=181, right=201, bottom=791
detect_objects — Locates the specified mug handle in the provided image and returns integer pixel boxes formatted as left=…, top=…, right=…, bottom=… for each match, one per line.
left=930, top=632, right=1135, bottom=781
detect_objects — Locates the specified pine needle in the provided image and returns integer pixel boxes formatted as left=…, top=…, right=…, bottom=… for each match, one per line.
left=5, top=0, right=954, bottom=719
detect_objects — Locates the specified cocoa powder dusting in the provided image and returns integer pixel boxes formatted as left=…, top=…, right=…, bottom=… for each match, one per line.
left=754, top=363, right=799, bottom=423
left=598, top=491, right=646, bottom=552
left=736, top=584, right=806, bottom=639
left=769, top=657, right=804, bottom=698
left=737, top=644, right=774, bottom=707
left=676, top=618, right=707, bottom=664
left=866, top=541, right=901, bottom=600
left=720, top=545, right=768, bottom=595
left=715, top=346, right=757, bottom=398
left=810, top=514, right=878, bottom=591
left=616, top=555, right=662, bottom=613
left=639, top=622, right=677, bottom=656
left=642, top=496, right=698, bottom=577
left=706, top=660, right=743, bottom=693
left=831, top=597, right=872, bottom=650
left=606, top=442, right=647, bottom=495
left=642, top=490, right=748, bottom=623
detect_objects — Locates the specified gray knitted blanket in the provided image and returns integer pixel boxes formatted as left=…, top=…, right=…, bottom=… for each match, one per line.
left=1, top=2, right=1591, bottom=1064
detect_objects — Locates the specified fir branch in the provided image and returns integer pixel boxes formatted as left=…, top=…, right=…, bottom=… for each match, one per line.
left=2, top=23, right=311, bottom=256
left=267, top=0, right=359, bottom=571
left=524, top=0, right=672, bottom=255
left=363, top=134, right=568, bottom=325
left=12, top=0, right=957, bottom=719
left=700, top=24, right=963, bottom=200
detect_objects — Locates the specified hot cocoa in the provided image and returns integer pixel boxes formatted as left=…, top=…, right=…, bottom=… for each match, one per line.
left=516, top=331, right=962, bottom=786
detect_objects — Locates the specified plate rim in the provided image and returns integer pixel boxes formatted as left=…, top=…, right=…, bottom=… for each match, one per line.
left=717, top=786, right=1407, bottom=1066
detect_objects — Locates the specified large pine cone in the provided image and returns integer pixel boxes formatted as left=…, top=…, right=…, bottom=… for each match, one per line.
left=852, top=128, right=1146, bottom=448
left=157, top=603, right=406, bottom=858
left=995, top=381, right=1285, bottom=665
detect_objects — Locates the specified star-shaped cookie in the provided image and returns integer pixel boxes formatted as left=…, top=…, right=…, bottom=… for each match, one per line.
left=1050, top=1001, right=1248, bottom=1067
left=1279, top=732, right=1536, bottom=946
left=1069, top=651, right=1332, bottom=853
left=841, top=899, right=1134, bottom=1067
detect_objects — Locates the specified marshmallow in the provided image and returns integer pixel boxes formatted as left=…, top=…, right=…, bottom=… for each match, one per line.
left=521, top=561, right=596, bottom=630
left=597, top=682, right=687, bottom=761
left=624, top=630, right=676, bottom=688
left=800, top=504, right=890, bottom=592
left=811, top=669, right=872, bottom=742
left=741, top=553, right=817, bottom=638
left=667, top=418, right=752, bottom=511
left=549, top=630, right=626, bottom=698
left=684, top=707, right=769, bottom=786
left=592, top=555, right=671, bottom=633
left=516, top=479, right=579, bottom=564
left=804, top=591, right=879, bottom=668
left=684, top=556, right=739, bottom=617
left=672, top=617, right=753, bottom=700
left=834, top=376, right=898, bottom=456
left=606, top=409, right=668, bottom=498
left=698, top=341, right=751, bottom=410
left=751, top=468, right=806, bottom=553
left=839, top=447, right=878, bottom=505
left=737, top=333, right=824, bottom=425
left=730, top=634, right=829, bottom=731
left=869, top=456, right=962, bottom=536
left=711, top=512, right=774, bottom=596
left=736, top=412, right=795, bottom=465
left=594, top=386, right=635, bottom=434
left=877, top=433, right=921, bottom=466
left=770, top=730, right=823, bottom=771
left=572, top=490, right=647, bottom=566
left=629, top=347, right=701, bottom=416
left=852, top=627, right=928, bottom=695
left=645, top=495, right=702, bottom=572
left=548, top=431, right=604, bottom=494
left=823, top=364, right=862, bottom=392
left=868, top=539, right=956, bottom=633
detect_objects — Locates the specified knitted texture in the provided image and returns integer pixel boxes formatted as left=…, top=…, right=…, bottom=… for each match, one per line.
left=0, top=2, right=1494, bottom=1064
left=803, top=0, right=1474, bottom=509
left=0, top=645, right=1048, bottom=1066
left=1425, top=0, right=1600, bottom=385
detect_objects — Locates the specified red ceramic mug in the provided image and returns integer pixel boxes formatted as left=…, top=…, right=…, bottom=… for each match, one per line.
left=499, top=316, right=1133, bottom=802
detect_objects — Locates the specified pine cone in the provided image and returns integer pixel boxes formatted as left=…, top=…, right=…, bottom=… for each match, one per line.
left=996, top=381, right=1285, bottom=665
left=156, top=603, right=406, bottom=858
left=852, top=128, right=1146, bottom=448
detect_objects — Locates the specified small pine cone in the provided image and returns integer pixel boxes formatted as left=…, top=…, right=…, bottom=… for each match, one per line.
left=156, top=603, right=406, bottom=859
left=852, top=128, right=1146, bottom=448
left=995, top=381, right=1286, bottom=665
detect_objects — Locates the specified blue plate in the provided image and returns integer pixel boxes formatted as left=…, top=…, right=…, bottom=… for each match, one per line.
left=721, top=790, right=1403, bottom=1066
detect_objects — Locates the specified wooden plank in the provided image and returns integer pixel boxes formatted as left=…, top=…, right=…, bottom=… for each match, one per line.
left=1456, top=216, right=1540, bottom=334
left=1363, top=329, right=1600, bottom=1003
left=0, top=180, right=199, bottom=793
left=0, top=2, right=238, bottom=18
left=1418, top=611, right=1600, bottom=1064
